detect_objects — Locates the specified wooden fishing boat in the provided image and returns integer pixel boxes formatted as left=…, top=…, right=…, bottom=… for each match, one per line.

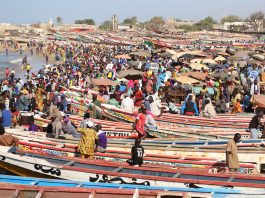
left=0, top=182, right=193, bottom=198
left=0, top=146, right=265, bottom=190
left=31, top=114, right=250, bottom=140
left=1, top=174, right=251, bottom=198
left=5, top=128, right=259, bottom=149
left=101, top=105, right=250, bottom=129
left=17, top=140, right=258, bottom=174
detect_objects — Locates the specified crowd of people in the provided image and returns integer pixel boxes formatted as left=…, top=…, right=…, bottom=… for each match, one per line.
left=0, top=38, right=264, bottom=165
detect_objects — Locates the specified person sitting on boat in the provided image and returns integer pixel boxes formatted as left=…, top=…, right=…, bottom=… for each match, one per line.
left=226, top=133, right=241, bottom=172
left=107, top=94, right=119, bottom=108
left=95, top=124, right=107, bottom=153
left=0, top=124, right=19, bottom=147
left=127, top=139, right=144, bottom=167
left=63, top=118, right=80, bottom=139
left=135, top=107, right=147, bottom=140
left=80, top=112, right=95, bottom=129
left=231, top=99, right=243, bottom=114
left=149, top=93, right=163, bottom=117
left=200, top=99, right=216, bottom=118
left=77, top=121, right=98, bottom=159
left=249, top=109, right=264, bottom=139
left=28, top=116, right=38, bottom=132
left=145, top=113, right=157, bottom=130
left=167, top=98, right=179, bottom=114
left=180, top=95, right=199, bottom=116
left=121, top=94, right=134, bottom=112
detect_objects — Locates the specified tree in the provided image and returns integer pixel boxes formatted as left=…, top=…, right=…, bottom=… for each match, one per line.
left=145, top=16, right=165, bottom=31
left=195, top=16, right=216, bottom=31
left=247, top=11, right=264, bottom=31
left=56, top=16, right=63, bottom=25
left=123, top=16, right=138, bottom=26
left=221, top=15, right=243, bottom=24
left=178, top=24, right=199, bottom=32
left=99, top=20, right=112, bottom=31
left=74, top=19, right=95, bottom=25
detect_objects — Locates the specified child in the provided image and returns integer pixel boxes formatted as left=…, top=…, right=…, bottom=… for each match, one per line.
left=28, top=116, right=38, bottom=132
left=232, top=99, right=242, bottom=114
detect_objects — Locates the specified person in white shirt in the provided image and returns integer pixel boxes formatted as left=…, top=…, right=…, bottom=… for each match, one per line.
left=121, top=94, right=134, bottom=111
left=149, top=93, right=162, bottom=117
left=106, top=62, right=113, bottom=70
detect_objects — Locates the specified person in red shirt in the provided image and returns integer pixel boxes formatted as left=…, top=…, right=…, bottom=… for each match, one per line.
left=134, top=87, right=143, bottom=107
left=135, top=107, right=147, bottom=140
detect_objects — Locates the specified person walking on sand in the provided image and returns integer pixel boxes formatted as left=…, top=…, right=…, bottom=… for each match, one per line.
left=226, top=133, right=241, bottom=172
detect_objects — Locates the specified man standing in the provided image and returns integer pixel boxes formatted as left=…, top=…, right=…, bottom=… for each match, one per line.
left=249, top=110, right=264, bottom=139
left=226, top=133, right=241, bottom=172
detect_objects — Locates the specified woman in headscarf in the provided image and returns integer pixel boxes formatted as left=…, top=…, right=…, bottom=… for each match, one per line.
left=77, top=121, right=98, bottom=159
left=35, top=84, right=46, bottom=112
left=201, top=98, right=216, bottom=118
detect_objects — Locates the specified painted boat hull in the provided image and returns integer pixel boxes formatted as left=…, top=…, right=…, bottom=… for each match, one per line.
left=0, top=146, right=264, bottom=190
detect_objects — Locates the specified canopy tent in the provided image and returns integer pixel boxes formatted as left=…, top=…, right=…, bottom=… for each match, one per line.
left=91, top=78, right=118, bottom=86
left=189, top=63, right=209, bottom=70
left=117, top=68, right=143, bottom=80
left=174, top=76, right=200, bottom=85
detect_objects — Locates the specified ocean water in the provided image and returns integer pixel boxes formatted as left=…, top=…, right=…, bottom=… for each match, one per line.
left=0, top=52, right=47, bottom=79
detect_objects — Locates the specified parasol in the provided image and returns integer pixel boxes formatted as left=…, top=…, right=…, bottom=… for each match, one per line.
left=190, top=58, right=202, bottom=64
left=214, top=56, right=226, bottom=62
left=175, top=76, right=200, bottom=85
left=91, top=78, right=118, bottom=86
left=117, top=69, right=143, bottom=80
left=189, top=63, right=209, bottom=71
left=114, top=54, right=131, bottom=59
left=132, top=51, right=151, bottom=58
left=202, top=59, right=217, bottom=65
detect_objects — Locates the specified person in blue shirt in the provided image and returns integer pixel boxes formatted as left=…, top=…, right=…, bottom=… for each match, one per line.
left=180, top=95, right=199, bottom=116
left=0, top=103, right=12, bottom=128
left=156, top=70, right=166, bottom=92
left=243, top=94, right=251, bottom=112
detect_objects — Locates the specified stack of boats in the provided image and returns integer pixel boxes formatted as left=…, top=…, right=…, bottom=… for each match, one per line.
left=1, top=103, right=265, bottom=197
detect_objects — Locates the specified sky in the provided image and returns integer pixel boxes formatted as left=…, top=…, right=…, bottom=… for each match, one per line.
left=1, top=0, right=265, bottom=24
